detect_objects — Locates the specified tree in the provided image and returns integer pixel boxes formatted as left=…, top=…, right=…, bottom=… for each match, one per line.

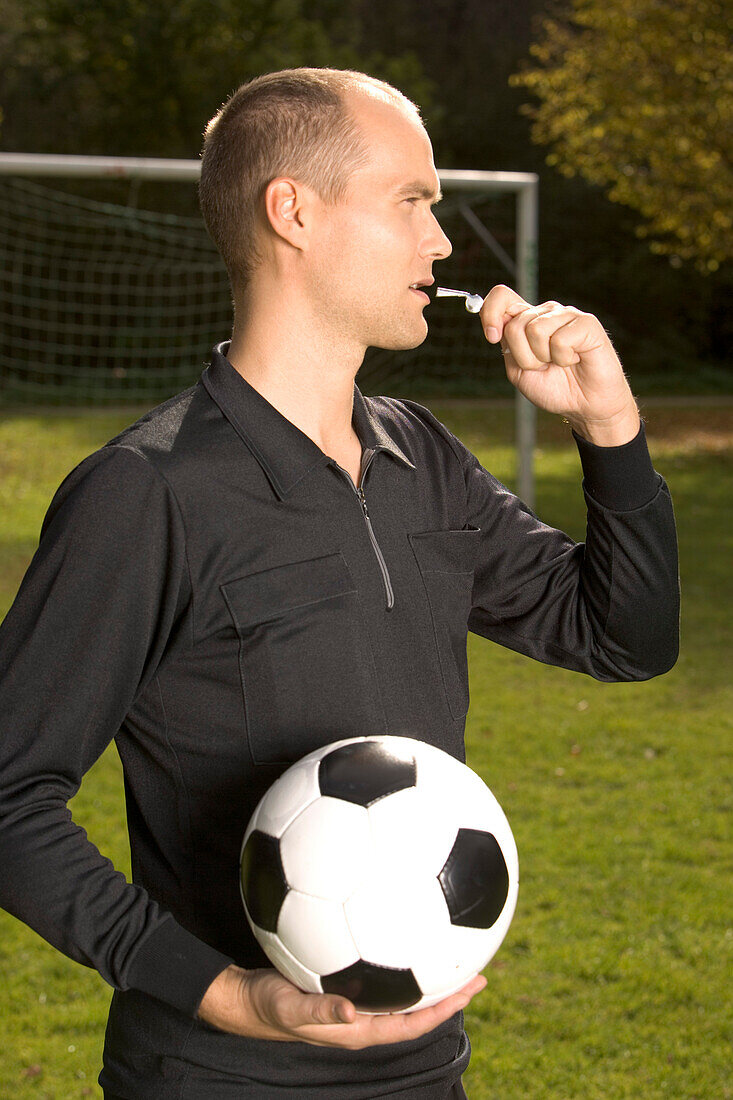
left=0, top=0, right=439, bottom=158
left=510, top=0, right=733, bottom=272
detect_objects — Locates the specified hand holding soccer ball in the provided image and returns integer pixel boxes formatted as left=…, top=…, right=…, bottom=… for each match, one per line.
left=198, top=961, right=487, bottom=1049
left=239, top=736, right=518, bottom=1015
left=197, top=961, right=359, bottom=1042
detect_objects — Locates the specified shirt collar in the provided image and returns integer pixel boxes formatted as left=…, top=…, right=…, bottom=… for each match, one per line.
left=201, top=343, right=414, bottom=500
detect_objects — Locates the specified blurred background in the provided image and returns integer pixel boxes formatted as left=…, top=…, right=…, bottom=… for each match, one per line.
left=0, top=0, right=730, bottom=403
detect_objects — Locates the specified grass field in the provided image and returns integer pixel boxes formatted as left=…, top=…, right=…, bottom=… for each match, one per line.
left=0, top=400, right=730, bottom=1099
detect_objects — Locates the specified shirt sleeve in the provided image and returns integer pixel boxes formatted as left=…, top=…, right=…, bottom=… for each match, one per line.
left=0, top=445, right=233, bottom=1016
left=461, top=422, right=680, bottom=681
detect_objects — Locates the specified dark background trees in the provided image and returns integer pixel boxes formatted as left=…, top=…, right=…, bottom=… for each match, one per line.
left=1, top=0, right=729, bottom=388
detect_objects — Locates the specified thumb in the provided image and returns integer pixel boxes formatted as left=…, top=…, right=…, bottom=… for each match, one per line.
left=312, top=995, right=355, bottom=1025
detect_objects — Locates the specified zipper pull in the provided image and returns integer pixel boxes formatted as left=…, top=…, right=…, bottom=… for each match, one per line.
left=357, top=486, right=369, bottom=518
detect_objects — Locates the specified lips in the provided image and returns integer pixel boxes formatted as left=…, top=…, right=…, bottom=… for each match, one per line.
left=409, top=279, right=435, bottom=301
left=407, top=277, right=431, bottom=303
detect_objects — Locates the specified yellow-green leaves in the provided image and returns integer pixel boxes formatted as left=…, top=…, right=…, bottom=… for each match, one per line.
left=511, top=0, right=733, bottom=273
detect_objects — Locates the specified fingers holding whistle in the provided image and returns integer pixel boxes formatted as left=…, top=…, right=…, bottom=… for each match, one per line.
left=479, top=285, right=583, bottom=372
left=468, top=284, right=639, bottom=442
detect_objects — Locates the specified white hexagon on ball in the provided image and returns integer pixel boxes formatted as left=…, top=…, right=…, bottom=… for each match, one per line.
left=345, top=869, right=449, bottom=971
left=247, top=756, right=321, bottom=839
left=277, top=889, right=358, bottom=975
left=366, top=785, right=458, bottom=879
left=279, top=796, right=371, bottom=901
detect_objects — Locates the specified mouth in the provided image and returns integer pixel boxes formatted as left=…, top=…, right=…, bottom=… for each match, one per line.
left=409, top=279, right=434, bottom=303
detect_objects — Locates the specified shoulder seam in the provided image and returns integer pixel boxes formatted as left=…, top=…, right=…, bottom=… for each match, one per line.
left=384, top=396, right=468, bottom=468
left=104, top=444, right=197, bottom=648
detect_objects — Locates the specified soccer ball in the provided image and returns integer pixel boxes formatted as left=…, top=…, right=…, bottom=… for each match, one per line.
left=240, top=735, right=519, bottom=1014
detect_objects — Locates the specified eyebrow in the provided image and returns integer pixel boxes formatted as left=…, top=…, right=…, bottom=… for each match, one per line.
left=394, top=182, right=443, bottom=203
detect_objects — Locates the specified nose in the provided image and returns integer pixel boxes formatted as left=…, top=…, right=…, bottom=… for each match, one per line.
left=421, top=210, right=452, bottom=261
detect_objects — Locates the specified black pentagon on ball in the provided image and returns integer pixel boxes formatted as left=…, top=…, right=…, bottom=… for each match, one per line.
left=318, top=740, right=417, bottom=807
left=240, top=830, right=288, bottom=933
left=321, top=959, right=422, bottom=1012
left=438, top=827, right=509, bottom=929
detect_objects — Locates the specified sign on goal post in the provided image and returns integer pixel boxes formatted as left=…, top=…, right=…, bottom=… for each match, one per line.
left=0, top=154, right=539, bottom=506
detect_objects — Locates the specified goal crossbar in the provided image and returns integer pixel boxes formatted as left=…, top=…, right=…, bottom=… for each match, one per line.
left=0, top=153, right=539, bottom=505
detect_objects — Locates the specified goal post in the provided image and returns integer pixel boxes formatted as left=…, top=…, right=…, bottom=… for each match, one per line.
left=433, top=169, right=539, bottom=506
left=0, top=154, right=539, bottom=506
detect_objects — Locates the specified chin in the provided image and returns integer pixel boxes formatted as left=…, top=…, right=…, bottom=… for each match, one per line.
left=371, top=319, right=429, bottom=352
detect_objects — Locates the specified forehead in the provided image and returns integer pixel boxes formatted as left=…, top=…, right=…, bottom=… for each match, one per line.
left=344, top=90, right=440, bottom=198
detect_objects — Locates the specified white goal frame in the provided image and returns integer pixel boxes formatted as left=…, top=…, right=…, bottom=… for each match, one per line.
left=0, top=153, right=539, bottom=506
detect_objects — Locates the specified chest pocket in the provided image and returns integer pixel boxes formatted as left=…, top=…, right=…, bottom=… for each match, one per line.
left=409, top=528, right=481, bottom=720
left=221, top=553, right=385, bottom=765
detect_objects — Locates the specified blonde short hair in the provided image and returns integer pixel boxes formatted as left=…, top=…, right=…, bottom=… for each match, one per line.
left=199, top=68, right=421, bottom=295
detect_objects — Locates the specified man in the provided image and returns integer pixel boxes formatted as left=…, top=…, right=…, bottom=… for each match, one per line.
left=0, top=68, right=678, bottom=1098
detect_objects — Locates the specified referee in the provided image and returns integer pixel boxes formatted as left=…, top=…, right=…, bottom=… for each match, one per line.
left=0, top=68, right=679, bottom=1099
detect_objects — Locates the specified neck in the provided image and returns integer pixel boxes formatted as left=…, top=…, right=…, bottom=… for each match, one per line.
left=226, top=279, right=365, bottom=456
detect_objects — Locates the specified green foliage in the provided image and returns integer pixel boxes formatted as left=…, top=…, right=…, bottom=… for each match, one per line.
left=0, top=403, right=731, bottom=1098
left=1, top=0, right=438, bottom=156
left=511, top=0, right=733, bottom=273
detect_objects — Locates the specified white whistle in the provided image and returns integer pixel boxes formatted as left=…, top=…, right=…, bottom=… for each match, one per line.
left=435, top=286, right=485, bottom=313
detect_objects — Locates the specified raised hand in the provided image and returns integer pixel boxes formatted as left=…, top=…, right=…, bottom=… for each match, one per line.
left=480, top=284, right=640, bottom=446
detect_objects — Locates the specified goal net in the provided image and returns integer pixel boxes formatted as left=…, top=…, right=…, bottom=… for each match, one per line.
left=0, top=156, right=537, bottom=409
left=0, top=175, right=232, bottom=406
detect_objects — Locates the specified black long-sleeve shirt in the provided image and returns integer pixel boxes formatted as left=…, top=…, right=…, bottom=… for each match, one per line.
left=0, top=345, right=679, bottom=1098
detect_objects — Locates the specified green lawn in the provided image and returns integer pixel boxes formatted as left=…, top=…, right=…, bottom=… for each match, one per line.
left=0, top=401, right=730, bottom=1099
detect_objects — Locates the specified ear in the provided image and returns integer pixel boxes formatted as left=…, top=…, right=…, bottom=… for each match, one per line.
left=263, top=177, right=314, bottom=253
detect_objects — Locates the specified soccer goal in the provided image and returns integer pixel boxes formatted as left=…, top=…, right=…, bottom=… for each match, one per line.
left=0, top=153, right=539, bottom=504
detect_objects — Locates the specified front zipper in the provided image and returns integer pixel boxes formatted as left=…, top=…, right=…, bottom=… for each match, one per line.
left=336, top=450, right=395, bottom=611
left=356, top=484, right=395, bottom=611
